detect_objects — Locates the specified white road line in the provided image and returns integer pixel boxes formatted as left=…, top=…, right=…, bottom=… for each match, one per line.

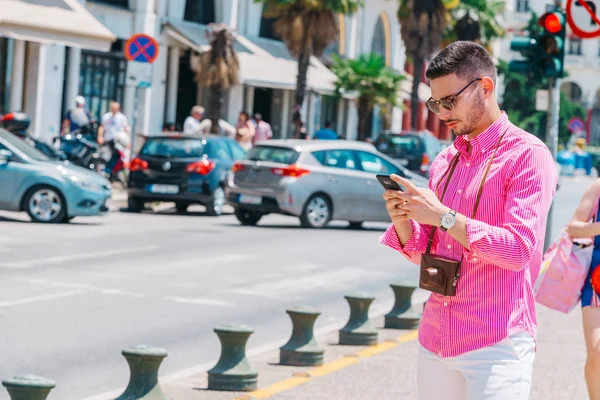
left=162, top=296, right=237, bottom=307
left=15, top=278, right=149, bottom=299
left=228, top=267, right=386, bottom=300
left=0, top=246, right=160, bottom=269
left=0, top=290, right=86, bottom=308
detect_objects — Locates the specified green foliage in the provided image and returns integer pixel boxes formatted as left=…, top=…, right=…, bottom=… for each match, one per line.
left=331, top=53, right=405, bottom=139
left=256, top=0, right=363, bottom=17
left=446, top=0, right=505, bottom=45
left=330, top=53, right=405, bottom=107
left=497, top=59, right=588, bottom=145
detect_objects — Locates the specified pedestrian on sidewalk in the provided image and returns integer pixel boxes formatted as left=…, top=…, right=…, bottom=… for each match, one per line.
left=566, top=179, right=600, bottom=400
left=380, top=41, right=558, bottom=400
left=252, top=113, right=273, bottom=146
left=235, top=111, right=255, bottom=151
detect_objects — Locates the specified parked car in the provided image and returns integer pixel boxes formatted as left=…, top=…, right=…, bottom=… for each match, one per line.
left=226, top=140, right=429, bottom=229
left=373, top=130, right=443, bottom=177
left=127, top=134, right=246, bottom=215
left=0, top=128, right=111, bottom=223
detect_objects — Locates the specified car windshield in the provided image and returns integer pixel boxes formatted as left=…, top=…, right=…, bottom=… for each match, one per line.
left=246, top=146, right=300, bottom=164
left=141, top=137, right=205, bottom=158
left=389, top=136, right=423, bottom=154
left=0, top=129, right=49, bottom=162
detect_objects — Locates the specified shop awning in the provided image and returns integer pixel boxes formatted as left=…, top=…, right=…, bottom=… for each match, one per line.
left=0, top=0, right=116, bottom=51
left=163, top=21, right=340, bottom=96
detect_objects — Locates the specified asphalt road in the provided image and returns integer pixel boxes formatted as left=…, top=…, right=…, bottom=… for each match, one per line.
left=0, top=175, right=589, bottom=400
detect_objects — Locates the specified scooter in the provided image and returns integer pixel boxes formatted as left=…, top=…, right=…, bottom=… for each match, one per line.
left=1, top=112, right=67, bottom=161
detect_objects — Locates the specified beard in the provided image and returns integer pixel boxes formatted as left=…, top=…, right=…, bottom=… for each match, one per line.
left=452, top=93, right=485, bottom=137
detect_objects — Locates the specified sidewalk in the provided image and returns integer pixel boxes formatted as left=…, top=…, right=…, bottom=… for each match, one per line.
left=149, top=302, right=586, bottom=400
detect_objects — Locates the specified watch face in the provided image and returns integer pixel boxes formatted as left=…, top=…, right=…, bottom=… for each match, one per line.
left=442, top=214, right=456, bottom=228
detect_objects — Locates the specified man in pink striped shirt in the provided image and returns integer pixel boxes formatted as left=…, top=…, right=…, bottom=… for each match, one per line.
left=380, top=41, right=558, bottom=399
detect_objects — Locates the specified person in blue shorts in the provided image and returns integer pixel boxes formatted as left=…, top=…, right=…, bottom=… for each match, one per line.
left=567, top=178, right=600, bottom=399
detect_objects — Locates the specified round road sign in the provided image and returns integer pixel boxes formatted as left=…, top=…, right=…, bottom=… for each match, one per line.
left=124, top=33, right=159, bottom=63
left=566, top=0, right=600, bottom=38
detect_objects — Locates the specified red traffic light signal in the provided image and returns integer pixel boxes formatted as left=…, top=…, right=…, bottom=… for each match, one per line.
left=539, top=12, right=564, bottom=33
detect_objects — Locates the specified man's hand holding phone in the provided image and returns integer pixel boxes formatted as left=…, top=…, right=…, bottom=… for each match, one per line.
left=380, top=174, right=411, bottom=224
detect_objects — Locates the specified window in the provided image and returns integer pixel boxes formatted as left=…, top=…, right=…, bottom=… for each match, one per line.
left=568, top=38, right=583, bottom=55
left=260, top=7, right=279, bottom=41
left=78, top=51, right=127, bottom=121
left=246, top=146, right=299, bottom=164
left=312, top=150, right=358, bottom=170
left=88, top=0, right=129, bottom=8
left=515, top=0, right=529, bottom=12
left=372, top=17, right=386, bottom=61
left=141, top=138, right=205, bottom=158
left=355, top=151, right=399, bottom=174
left=184, top=0, right=215, bottom=25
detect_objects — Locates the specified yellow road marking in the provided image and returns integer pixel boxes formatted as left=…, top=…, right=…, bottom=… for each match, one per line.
left=242, top=330, right=418, bottom=399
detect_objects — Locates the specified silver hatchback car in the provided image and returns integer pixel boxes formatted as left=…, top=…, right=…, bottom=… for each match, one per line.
left=225, top=140, right=429, bottom=228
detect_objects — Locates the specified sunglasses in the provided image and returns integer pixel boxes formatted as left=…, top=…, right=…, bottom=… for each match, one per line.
left=426, top=78, right=482, bottom=114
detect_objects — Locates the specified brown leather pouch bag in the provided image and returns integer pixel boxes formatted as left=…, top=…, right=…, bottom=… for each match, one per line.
left=419, top=254, right=460, bottom=296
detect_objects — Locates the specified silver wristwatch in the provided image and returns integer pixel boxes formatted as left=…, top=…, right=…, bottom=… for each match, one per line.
left=440, top=210, right=457, bottom=232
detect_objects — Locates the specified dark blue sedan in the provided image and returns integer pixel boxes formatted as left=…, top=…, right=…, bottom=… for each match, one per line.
left=127, top=134, right=246, bottom=215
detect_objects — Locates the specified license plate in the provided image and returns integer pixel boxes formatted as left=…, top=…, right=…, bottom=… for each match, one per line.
left=239, top=194, right=262, bottom=205
left=148, top=184, right=179, bottom=194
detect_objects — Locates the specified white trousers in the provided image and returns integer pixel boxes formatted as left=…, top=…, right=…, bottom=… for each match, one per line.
left=417, top=332, right=536, bottom=400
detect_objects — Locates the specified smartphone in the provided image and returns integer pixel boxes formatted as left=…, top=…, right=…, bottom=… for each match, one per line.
left=376, top=174, right=404, bottom=191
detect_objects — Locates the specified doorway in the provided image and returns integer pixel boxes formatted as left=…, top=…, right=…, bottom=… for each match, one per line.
left=252, top=87, right=273, bottom=124
left=176, top=50, right=198, bottom=129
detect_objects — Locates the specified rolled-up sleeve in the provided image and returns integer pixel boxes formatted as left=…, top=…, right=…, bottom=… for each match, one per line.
left=379, top=220, right=434, bottom=265
left=464, top=144, right=557, bottom=271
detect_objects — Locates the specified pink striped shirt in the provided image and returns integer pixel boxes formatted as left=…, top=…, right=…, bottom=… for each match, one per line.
left=380, top=112, right=558, bottom=357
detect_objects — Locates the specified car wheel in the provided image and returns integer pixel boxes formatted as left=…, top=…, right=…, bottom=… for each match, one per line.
left=348, top=221, right=363, bottom=229
left=175, top=202, right=189, bottom=213
left=24, top=185, right=67, bottom=223
left=206, top=186, right=226, bottom=216
left=127, top=197, right=143, bottom=213
left=300, top=194, right=331, bottom=229
left=235, top=208, right=263, bottom=226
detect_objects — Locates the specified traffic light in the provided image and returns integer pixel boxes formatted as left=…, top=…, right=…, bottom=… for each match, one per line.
left=537, top=10, right=566, bottom=78
left=508, top=35, right=539, bottom=73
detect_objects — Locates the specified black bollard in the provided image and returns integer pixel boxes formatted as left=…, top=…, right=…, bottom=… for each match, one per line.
left=115, top=345, right=168, bottom=400
left=207, top=324, right=258, bottom=391
left=384, top=284, right=422, bottom=330
left=339, top=293, right=378, bottom=346
left=2, top=375, right=55, bottom=400
left=280, top=306, right=325, bottom=366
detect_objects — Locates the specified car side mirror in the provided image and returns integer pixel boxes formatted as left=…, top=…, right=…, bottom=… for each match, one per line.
left=0, top=149, right=13, bottom=165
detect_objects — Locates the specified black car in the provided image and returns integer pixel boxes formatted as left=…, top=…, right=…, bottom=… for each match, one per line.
left=127, top=134, right=246, bottom=215
left=374, top=130, right=443, bottom=177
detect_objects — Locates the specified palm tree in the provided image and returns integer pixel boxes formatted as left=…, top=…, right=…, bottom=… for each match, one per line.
left=446, top=0, right=505, bottom=48
left=196, top=23, right=240, bottom=134
left=331, top=53, right=405, bottom=141
left=254, top=0, right=363, bottom=133
left=397, top=0, right=447, bottom=130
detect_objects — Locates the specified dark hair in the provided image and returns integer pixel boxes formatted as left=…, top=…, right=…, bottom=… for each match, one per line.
left=426, top=41, right=496, bottom=84
left=325, top=120, right=332, bottom=128
left=239, top=111, right=250, bottom=120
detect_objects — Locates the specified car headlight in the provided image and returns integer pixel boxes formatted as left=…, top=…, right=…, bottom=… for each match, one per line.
left=70, top=176, right=101, bottom=191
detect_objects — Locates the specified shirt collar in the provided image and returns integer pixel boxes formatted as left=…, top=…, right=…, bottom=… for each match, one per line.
left=453, top=111, right=509, bottom=156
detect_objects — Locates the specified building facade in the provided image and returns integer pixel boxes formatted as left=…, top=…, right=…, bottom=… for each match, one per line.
left=2, top=0, right=439, bottom=144
left=498, top=0, right=600, bottom=143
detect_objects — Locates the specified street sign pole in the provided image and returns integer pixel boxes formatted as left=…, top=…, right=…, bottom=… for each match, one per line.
left=544, top=76, right=562, bottom=251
